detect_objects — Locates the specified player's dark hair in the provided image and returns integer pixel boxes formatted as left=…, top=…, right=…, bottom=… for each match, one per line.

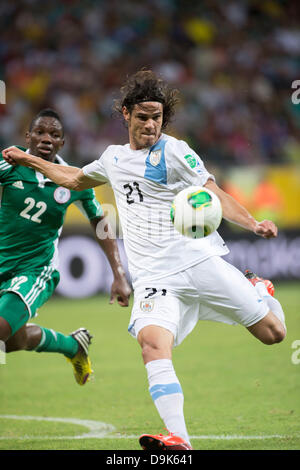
left=29, top=108, right=64, bottom=136
left=113, top=69, right=180, bottom=130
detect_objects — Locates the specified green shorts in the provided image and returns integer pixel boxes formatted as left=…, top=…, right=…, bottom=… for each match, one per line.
left=0, top=267, right=60, bottom=336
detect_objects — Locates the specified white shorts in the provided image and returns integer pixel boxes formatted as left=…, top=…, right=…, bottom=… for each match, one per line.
left=128, top=256, right=269, bottom=346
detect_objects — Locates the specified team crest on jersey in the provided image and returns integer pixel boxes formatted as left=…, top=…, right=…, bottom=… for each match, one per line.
left=149, top=149, right=162, bottom=167
left=54, top=187, right=71, bottom=204
left=140, top=300, right=154, bottom=312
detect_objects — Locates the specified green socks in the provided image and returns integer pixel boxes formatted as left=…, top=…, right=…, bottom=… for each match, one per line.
left=35, top=327, right=78, bottom=359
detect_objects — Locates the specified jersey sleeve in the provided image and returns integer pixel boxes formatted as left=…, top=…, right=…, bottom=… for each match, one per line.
left=82, top=150, right=109, bottom=183
left=168, top=139, right=215, bottom=187
left=73, top=188, right=104, bottom=220
left=0, top=152, right=14, bottom=181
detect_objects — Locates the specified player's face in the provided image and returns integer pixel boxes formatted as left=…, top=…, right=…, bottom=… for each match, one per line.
left=123, top=102, right=163, bottom=150
left=26, top=117, right=64, bottom=161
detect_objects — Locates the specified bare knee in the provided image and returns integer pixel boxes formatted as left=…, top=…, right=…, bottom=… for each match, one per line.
left=0, top=316, right=12, bottom=342
left=141, top=341, right=167, bottom=363
left=138, top=325, right=174, bottom=364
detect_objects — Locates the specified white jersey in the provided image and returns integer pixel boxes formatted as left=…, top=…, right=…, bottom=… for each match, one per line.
left=83, top=133, right=229, bottom=287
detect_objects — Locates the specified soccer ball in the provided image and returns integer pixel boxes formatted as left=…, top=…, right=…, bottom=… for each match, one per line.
left=170, top=186, right=222, bottom=238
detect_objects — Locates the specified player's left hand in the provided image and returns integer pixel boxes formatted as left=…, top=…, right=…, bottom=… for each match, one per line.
left=109, top=275, right=132, bottom=307
left=254, top=220, right=278, bottom=239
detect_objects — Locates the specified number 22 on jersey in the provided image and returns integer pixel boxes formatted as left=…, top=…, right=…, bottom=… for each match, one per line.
left=19, top=197, right=47, bottom=224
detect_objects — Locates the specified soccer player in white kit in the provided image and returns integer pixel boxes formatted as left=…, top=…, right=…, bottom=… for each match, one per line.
left=3, top=70, right=286, bottom=451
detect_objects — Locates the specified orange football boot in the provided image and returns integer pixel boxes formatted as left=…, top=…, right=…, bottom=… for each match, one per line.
left=139, top=432, right=192, bottom=450
left=245, top=269, right=274, bottom=296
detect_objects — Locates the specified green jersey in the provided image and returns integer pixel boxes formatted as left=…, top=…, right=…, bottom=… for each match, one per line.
left=0, top=147, right=103, bottom=276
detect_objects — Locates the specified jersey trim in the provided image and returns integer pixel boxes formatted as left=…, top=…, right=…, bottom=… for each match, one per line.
left=0, top=161, right=12, bottom=171
left=24, top=265, right=54, bottom=307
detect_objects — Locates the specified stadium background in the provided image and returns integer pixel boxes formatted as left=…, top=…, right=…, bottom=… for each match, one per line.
left=1, top=0, right=300, bottom=298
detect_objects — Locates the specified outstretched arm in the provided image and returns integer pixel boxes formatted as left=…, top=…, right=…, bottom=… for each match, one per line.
left=89, top=216, right=132, bottom=307
left=205, top=179, right=278, bottom=239
left=2, top=146, right=100, bottom=191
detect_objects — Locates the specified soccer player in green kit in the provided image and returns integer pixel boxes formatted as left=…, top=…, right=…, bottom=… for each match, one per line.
left=0, top=108, right=131, bottom=385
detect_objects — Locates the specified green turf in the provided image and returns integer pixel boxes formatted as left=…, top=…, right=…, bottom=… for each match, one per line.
left=0, top=282, right=299, bottom=450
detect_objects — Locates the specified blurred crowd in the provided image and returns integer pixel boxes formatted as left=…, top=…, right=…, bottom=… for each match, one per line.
left=0, top=0, right=299, bottom=167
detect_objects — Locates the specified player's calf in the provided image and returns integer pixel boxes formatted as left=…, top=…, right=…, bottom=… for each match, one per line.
left=245, top=269, right=286, bottom=345
left=6, top=324, right=43, bottom=352
left=5, top=325, right=28, bottom=352
left=247, top=311, right=286, bottom=345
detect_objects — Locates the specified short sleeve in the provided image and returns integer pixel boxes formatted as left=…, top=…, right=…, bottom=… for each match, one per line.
left=82, top=154, right=109, bottom=183
left=168, top=139, right=215, bottom=187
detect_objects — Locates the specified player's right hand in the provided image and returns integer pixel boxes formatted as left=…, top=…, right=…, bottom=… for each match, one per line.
left=2, top=146, right=30, bottom=166
left=109, top=276, right=132, bottom=307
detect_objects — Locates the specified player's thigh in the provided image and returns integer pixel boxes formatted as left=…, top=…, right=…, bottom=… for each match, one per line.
left=0, top=292, right=30, bottom=339
left=129, top=279, right=199, bottom=347
left=129, top=287, right=179, bottom=342
left=0, top=268, right=60, bottom=328
left=188, top=256, right=269, bottom=327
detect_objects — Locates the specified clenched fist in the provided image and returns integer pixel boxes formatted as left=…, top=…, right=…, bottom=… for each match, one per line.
left=2, top=146, right=31, bottom=166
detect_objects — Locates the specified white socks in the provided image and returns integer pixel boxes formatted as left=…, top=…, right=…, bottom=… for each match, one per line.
left=255, top=282, right=286, bottom=330
left=145, top=359, right=191, bottom=445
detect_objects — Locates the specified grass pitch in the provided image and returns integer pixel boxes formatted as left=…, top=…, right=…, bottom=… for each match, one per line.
left=0, top=282, right=299, bottom=450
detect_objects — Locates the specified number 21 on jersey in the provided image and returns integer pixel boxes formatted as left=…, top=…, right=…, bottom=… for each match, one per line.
left=123, top=182, right=143, bottom=204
